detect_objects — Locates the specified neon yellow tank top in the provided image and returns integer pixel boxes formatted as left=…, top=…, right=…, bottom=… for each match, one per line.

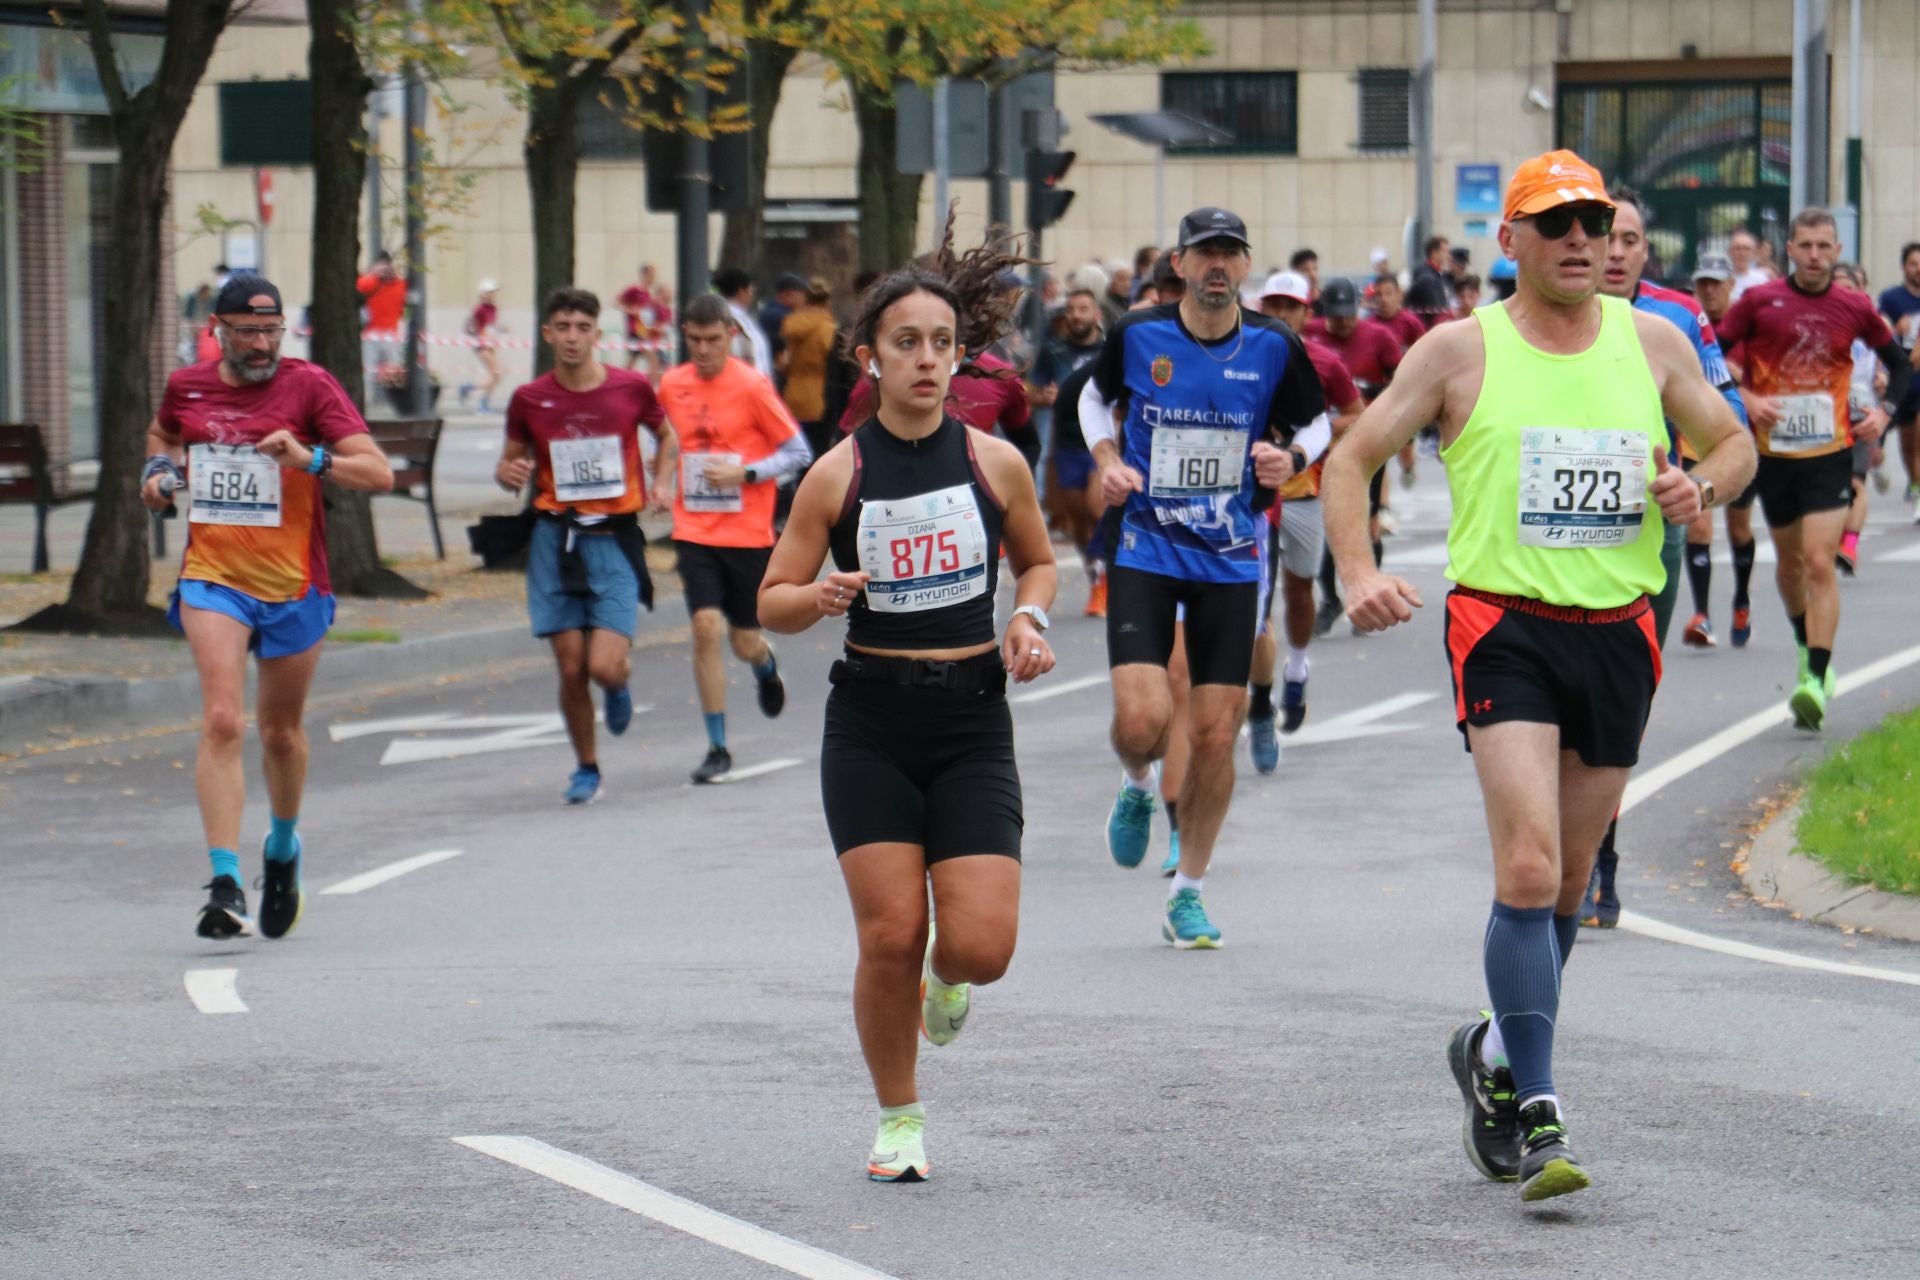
left=1441, top=296, right=1669, bottom=608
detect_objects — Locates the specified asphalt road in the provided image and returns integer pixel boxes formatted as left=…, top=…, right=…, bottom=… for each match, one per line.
left=6, top=479, right=1920, bottom=1278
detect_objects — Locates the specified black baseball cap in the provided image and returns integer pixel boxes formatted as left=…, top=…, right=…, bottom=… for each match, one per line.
left=1320, top=277, right=1360, bottom=318
left=1176, top=207, right=1251, bottom=251
left=213, top=273, right=283, bottom=316
left=774, top=272, right=809, bottom=293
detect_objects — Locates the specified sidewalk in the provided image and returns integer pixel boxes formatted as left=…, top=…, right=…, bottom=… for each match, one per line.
left=1739, top=798, right=1920, bottom=943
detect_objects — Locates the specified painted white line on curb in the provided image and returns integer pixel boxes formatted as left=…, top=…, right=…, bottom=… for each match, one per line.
left=453, top=1136, right=899, bottom=1280
left=1616, top=643, right=1920, bottom=981
left=185, top=968, right=248, bottom=1014
left=321, top=849, right=464, bottom=896
left=705, top=757, right=805, bottom=785
left=1009, top=673, right=1108, bottom=705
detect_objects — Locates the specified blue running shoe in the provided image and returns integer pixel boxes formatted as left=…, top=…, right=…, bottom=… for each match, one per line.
left=1159, top=829, right=1180, bottom=877
left=604, top=685, right=633, bottom=736
left=1163, top=887, right=1222, bottom=949
left=1281, top=678, right=1307, bottom=734
left=1248, top=712, right=1280, bottom=774
left=1106, top=784, right=1156, bottom=868
left=563, top=767, right=603, bottom=805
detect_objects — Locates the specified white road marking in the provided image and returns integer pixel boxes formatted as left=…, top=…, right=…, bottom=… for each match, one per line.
left=1617, top=642, right=1920, bottom=982
left=331, top=713, right=516, bottom=742
left=1284, top=691, right=1439, bottom=746
left=364, top=710, right=650, bottom=766
left=321, top=849, right=464, bottom=895
left=1010, top=673, right=1109, bottom=705
left=185, top=968, right=248, bottom=1014
left=1873, top=541, right=1920, bottom=563
left=453, top=1136, right=899, bottom=1280
left=1387, top=541, right=1451, bottom=567
left=704, top=757, right=804, bottom=785
left=1711, top=541, right=1777, bottom=565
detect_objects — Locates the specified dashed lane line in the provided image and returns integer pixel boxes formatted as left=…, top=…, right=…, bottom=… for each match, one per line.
left=321, top=849, right=465, bottom=896
left=184, top=968, right=247, bottom=1014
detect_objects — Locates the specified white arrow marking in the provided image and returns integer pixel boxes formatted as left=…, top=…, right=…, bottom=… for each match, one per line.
left=1873, top=541, right=1920, bottom=563
left=331, top=713, right=565, bottom=743
left=1010, top=673, right=1109, bottom=705
left=702, top=757, right=804, bottom=785
left=322, top=849, right=465, bottom=895
left=353, top=709, right=651, bottom=765
left=185, top=968, right=247, bottom=1014
left=1282, top=691, right=1440, bottom=746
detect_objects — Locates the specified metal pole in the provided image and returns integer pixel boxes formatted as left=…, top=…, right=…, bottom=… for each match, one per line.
left=1791, top=0, right=1809, bottom=215
left=675, top=0, right=711, bottom=366
left=1155, top=148, right=1165, bottom=249
left=932, top=77, right=951, bottom=245
left=1413, top=0, right=1437, bottom=251
left=987, top=79, right=1010, bottom=234
left=365, top=88, right=384, bottom=259
left=1846, top=0, right=1862, bottom=209
left=403, top=0, right=428, bottom=416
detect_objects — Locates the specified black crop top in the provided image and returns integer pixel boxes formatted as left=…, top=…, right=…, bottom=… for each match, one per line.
left=829, top=417, right=1006, bottom=650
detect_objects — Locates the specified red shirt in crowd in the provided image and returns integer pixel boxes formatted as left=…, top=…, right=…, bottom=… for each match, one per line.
left=1375, top=308, right=1430, bottom=351
left=356, top=272, right=406, bottom=336
left=506, top=367, right=667, bottom=516
left=1303, top=316, right=1404, bottom=393
left=1280, top=340, right=1362, bottom=500
left=837, top=351, right=1034, bottom=437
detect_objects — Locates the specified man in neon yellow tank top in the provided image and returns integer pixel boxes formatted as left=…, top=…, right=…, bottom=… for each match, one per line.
left=1322, top=150, right=1755, bottom=1204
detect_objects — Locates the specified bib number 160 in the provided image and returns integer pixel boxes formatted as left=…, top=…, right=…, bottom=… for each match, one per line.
left=1552, top=467, right=1623, bottom=514
left=1177, top=456, right=1222, bottom=489
left=889, top=529, right=961, bottom=578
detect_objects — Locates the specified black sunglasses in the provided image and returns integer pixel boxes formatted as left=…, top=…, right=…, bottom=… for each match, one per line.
left=1523, top=204, right=1614, bottom=241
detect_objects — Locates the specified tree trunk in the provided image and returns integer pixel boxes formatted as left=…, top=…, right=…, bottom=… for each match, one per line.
left=853, top=82, right=924, bottom=273
left=525, top=79, right=584, bottom=378
left=308, top=0, right=427, bottom=599
left=718, top=36, right=797, bottom=276
left=58, top=0, right=234, bottom=630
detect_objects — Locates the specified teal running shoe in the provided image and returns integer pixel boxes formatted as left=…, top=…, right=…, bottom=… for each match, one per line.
left=563, top=767, right=603, bottom=805
left=1248, top=712, right=1280, bottom=774
left=1106, top=784, right=1156, bottom=868
left=1159, top=828, right=1180, bottom=877
left=1163, top=887, right=1222, bottom=949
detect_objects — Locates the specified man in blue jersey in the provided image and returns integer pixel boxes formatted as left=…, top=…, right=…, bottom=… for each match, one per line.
left=1582, top=183, right=1752, bottom=928
left=1079, top=208, right=1331, bottom=948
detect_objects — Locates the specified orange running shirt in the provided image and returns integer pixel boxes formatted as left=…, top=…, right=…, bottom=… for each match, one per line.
left=506, top=367, right=667, bottom=516
left=161, top=358, right=367, bottom=601
left=660, top=357, right=803, bottom=548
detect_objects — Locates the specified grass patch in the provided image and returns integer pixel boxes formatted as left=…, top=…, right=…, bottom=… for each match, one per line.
left=1797, top=705, right=1920, bottom=895
left=327, top=628, right=401, bottom=644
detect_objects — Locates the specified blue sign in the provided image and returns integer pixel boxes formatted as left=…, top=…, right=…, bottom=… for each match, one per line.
left=1457, top=164, right=1501, bottom=217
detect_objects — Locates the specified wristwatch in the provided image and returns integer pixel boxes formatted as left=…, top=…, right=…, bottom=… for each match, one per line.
left=744, top=464, right=761, bottom=483
left=1694, top=476, right=1716, bottom=508
left=1010, top=604, right=1050, bottom=632
left=1288, top=445, right=1309, bottom=476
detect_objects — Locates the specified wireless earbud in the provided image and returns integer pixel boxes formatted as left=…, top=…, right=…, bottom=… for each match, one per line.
left=951, top=362, right=959, bottom=376
left=868, top=360, right=881, bottom=378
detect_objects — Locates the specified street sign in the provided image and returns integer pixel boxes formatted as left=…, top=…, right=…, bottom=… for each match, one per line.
left=1456, top=163, right=1501, bottom=216
left=896, top=79, right=989, bottom=176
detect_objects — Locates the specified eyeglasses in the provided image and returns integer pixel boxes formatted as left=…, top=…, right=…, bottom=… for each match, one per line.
left=219, top=320, right=287, bottom=341
left=1523, top=204, right=1614, bottom=241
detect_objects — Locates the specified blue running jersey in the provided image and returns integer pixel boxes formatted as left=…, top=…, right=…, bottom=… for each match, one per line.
left=1090, top=305, right=1326, bottom=583
left=1632, top=281, right=1749, bottom=461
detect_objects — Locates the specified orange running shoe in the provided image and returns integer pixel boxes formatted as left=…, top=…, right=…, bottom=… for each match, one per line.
left=1682, top=613, right=1715, bottom=648
left=1084, top=575, right=1108, bottom=617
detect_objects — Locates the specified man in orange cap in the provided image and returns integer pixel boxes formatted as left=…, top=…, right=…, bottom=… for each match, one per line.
left=1320, top=150, right=1756, bottom=1203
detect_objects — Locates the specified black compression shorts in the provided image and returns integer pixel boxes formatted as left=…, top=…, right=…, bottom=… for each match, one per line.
left=674, top=540, right=771, bottom=630
left=820, top=653, right=1022, bottom=862
left=1444, top=587, right=1661, bottom=769
left=1106, top=564, right=1258, bottom=687
left=1753, top=451, right=1855, bottom=528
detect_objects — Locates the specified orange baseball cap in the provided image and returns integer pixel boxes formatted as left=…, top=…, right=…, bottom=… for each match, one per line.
left=1503, top=150, right=1612, bottom=222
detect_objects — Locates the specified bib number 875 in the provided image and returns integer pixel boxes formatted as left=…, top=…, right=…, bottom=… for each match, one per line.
left=1553, top=467, right=1622, bottom=513
left=889, top=529, right=961, bottom=578
left=207, top=472, right=261, bottom=503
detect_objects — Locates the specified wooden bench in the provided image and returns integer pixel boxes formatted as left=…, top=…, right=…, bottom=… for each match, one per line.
left=367, top=416, right=446, bottom=559
left=0, top=424, right=96, bottom=573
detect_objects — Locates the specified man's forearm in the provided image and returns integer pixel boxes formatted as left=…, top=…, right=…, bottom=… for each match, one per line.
left=1321, top=449, right=1376, bottom=587
left=1689, top=431, right=1757, bottom=505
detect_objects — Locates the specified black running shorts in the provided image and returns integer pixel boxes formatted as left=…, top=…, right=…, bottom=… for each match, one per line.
left=1106, top=564, right=1259, bottom=687
left=673, top=540, right=771, bottom=630
left=1753, top=451, right=1855, bottom=528
left=820, top=656, right=1022, bottom=862
left=1444, top=587, right=1662, bottom=769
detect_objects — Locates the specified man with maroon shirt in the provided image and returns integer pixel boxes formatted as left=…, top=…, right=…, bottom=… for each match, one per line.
left=1370, top=274, right=1429, bottom=350
left=496, top=287, right=679, bottom=803
left=1716, top=208, right=1912, bottom=729
left=616, top=265, right=658, bottom=370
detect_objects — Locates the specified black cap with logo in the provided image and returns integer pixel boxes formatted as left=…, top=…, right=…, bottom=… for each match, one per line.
left=1319, top=277, right=1360, bottom=318
left=213, top=273, right=283, bottom=316
left=1175, top=207, right=1251, bottom=251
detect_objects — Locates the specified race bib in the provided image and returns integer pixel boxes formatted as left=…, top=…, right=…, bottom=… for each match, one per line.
left=188, top=444, right=281, bottom=527
left=681, top=451, right=743, bottom=513
left=549, top=435, right=627, bottom=503
left=1148, top=427, right=1244, bottom=499
left=1516, top=428, right=1649, bottom=548
left=1769, top=393, right=1837, bottom=454
left=857, top=483, right=988, bottom=613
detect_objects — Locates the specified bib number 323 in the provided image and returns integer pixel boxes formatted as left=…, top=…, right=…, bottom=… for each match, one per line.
left=857, top=483, right=988, bottom=613
left=1517, top=428, right=1650, bottom=548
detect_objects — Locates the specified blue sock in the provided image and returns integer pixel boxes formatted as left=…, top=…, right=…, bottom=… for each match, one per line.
left=750, top=652, right=777, bottom=682
left=264, top=815, right=300, bottom=863
left=1484, top=901, right=1560, bottom=1104
left=1554, top=912, right=1579, bottom=974
left=704, top=711, right=727, bottom=750
left=209, top=847, right=241, bottom=884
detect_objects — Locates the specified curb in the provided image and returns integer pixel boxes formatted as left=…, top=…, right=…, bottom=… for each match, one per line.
left=0, top=598, right=691, bottom=748
left=1739, top=800, right=1920, bottom=943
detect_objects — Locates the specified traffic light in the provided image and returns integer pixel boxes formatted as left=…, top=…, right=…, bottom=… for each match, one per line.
left=1025, top=149, right=1076, bottom=231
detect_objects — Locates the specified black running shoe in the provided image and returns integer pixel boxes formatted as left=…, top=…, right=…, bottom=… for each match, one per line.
left=196, top=876, right=249, bottom=939
left=691, top=746, right=733, bottom=784
left=1517, top=1100, right=1592, bottom=1202
left=756, top=671, right=786, bottom=718
left=1314, top=597, right=1342, bottom=639
left=257, top=854, right=304, bottom=940
left=1445, top=1019, right=1521, bottom=1182
left=1580, top=863, right=1621, bottom=928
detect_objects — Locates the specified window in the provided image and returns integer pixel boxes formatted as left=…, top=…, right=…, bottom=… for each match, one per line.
left=578, top=91, right=648, bottom=160
left=1357, top=68, right=1411, bottom=152
left=1161, top=71, right=1296, bottom=156
left=218, top=81, right=312, bottom=166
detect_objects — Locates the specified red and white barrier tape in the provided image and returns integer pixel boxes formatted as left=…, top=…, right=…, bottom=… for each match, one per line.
left=363, top=329, right=668, bottom=355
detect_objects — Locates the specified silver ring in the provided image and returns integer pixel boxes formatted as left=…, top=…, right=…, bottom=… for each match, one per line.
left=1028, top=648, right=1041, bottom=656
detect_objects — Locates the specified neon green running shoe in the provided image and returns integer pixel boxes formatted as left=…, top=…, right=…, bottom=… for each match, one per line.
left=920, top=924, right=970, bottom=1047
left=1789, top=672, right=1827, bottom=731
left=867, top=1113, right=929, bottom=1182
left=1517, top=1100, right=1592, bottom=1203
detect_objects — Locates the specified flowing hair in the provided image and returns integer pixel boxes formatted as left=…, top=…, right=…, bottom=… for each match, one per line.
left=841, top=209, right=1037, bottom=379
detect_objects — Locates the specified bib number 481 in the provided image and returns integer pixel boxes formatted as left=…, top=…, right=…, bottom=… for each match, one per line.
left=889, top=528, right=962, bottom=578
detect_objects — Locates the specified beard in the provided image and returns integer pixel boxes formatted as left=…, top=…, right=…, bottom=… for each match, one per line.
left=220, top=334, right=281, bottom=384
